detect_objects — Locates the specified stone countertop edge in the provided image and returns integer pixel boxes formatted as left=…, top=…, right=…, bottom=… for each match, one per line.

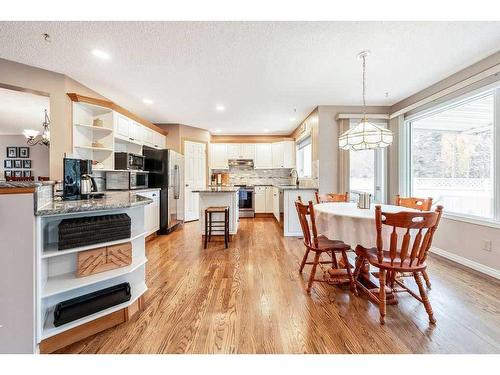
left=193, top=187, right=240, bottom=193
left=35, top=193, right=153, bottom=216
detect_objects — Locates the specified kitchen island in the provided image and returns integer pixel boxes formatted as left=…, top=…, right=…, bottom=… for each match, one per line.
left=193, top=186, right=240, bottom=238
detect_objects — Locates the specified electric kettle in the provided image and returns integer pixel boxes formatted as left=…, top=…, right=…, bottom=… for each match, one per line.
left=80, top=174, right=97, bottom=195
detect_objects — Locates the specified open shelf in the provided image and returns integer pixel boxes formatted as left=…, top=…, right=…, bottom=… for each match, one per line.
left=42, top=229, right=147, bottom=258
left=74, top=123, right=113, bottom=133
left=41, top=281, right=147, bottom=340
left=74, top=145, right=114, bottom=152
left=42, top=255, right=147, bottom=298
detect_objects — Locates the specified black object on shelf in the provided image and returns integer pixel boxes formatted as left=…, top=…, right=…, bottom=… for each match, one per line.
left=58, top=213, right=131, bottom=250
left=53, top=282, right=132, bottom=327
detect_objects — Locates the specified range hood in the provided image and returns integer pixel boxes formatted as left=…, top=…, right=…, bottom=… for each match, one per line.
left=228, top=159, right=254, bottom=168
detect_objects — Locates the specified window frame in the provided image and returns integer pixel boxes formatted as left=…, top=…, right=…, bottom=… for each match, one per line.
left=401, top=85, right=500, bottom=227
left=296, top=134, right=312, bottom=178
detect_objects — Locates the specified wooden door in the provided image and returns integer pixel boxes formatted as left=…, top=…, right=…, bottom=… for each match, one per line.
left=184, top=141, right=207, bottom=222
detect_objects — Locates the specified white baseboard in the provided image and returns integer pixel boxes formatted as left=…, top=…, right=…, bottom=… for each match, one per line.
left=430, top=246, right=500, bottom=280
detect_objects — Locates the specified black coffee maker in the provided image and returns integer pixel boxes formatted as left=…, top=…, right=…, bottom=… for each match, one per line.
left=63, top=158, right=100, bottom=200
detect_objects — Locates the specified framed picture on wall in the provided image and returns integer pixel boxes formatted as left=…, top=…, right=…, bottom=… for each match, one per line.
left=23, top=160, right=32, bottom=168
left=14, top=160, right=22, bottom=168
left=14, top=170, right=22, bottom=177
left=6, top=147, right=17, bottom=158
left=18, top=147, right=29, bottom=158
left=23, top=170, right=32, bottom=177
left=4, top=170, right=12, bottom=178
left=4, top=160, right=13, bottom=169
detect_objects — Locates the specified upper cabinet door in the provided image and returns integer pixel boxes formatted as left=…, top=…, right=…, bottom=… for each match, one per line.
left=254, top=143, right=272, bottom=169
left=210, top=143, right=228, bottom=169
left=272, top=142, right=285, bottom=168
left=153, top=132, right=165, bottom=149
left=129, top=122, right=144, bottom=144
left=241, top=144, right=256, bottom=159
left=282, top=141, right=296, bottom=168
left=114, top=113, right=131, bottom=140
left=226, top=144, right=241, bottom=159
left=144, top=127, right=154, bottom=147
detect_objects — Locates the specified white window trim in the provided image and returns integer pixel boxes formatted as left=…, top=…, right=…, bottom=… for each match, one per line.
left=296, top=134, right=312, bottom=178
left=400, top=85, right=500, bottom=227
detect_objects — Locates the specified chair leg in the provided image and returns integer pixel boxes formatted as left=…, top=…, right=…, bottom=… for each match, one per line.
left=331, top=251, right=339, bottom=269
left=414, top=272, right=436, bottom=324
left=352, top=256, right=364, bottom=281
left=378, top=269, right=386, bottom=325
left=422, top=269, right=432, bottom=289
left=307, top=252, right=321, bottom=294
left=204, top=210, right=208, bottom=249
left=208, top=212, right=212, bottom=242
left=341, top=250, right=358, bottom=296
left=299, top=248, right=310, bottom=273
left=224, top=209, right=229, bottom=248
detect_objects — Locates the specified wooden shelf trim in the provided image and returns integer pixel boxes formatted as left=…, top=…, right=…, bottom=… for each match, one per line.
left=0, top=187, right=36, bottom=195
left=67, top=93, right=168, bottom=136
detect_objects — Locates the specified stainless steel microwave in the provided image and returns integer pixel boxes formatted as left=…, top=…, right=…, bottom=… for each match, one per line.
left=106, top=171, right=149, bottom=190
left=114, top=152, right=145, bottom=170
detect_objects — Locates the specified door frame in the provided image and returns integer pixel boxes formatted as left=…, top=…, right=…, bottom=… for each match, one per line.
left=183, top=138, right=209, bottom=222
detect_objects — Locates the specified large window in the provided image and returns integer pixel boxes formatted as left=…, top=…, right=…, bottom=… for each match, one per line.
left=296, top=135, right=312, bottom=178
left=406, top=89, right=499, bottom=221
left=349, top=119, right=387, bottom=202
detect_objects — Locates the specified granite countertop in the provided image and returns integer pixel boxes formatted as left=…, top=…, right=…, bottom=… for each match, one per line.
left=0, top=180, right=43, bottom=195
left=193, top=186, right=240, bottom=193
left=273, top=184, right=318, bottom=190
left=35, top=191, right=153, bottom=216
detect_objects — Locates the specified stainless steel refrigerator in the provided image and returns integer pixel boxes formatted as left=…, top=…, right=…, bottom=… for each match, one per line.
left=143, top=146, right=184, bottom=234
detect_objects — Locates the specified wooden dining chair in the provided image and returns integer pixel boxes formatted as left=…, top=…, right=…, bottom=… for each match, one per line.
left=353, top=205, right=443, bottom=325
left=295, top=199, right=357, bottom=294
left=314, top=191, right=349, bottom=204
left=395, top=194, right=433, bottom=288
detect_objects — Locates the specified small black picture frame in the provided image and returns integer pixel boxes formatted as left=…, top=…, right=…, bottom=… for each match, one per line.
left=23, top=160, right=32, bottom=169
left=4, top=160, right=13, bottom=169
left=23, top=170, right=32, bottom=178
left=6, top=146, right=17, bottom=158
left=14, top=170, right=22, bottom=177
left=14, top=160, right=22, bottom=169
left=18, top=147, right=29, bottom=158
left=4, top=170, right=12, bottom=178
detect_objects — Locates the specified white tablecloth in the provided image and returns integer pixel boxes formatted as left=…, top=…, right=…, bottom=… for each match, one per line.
left=314, top=202, right=421, bottom=249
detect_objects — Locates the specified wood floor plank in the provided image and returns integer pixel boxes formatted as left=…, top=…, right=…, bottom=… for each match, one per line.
left=57, top=218, right=500, bottom=354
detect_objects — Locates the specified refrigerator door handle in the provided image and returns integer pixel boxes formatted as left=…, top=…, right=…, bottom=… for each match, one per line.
left=174, top=164, right=180, bottom=199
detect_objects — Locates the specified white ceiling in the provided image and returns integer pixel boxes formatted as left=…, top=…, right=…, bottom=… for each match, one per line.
left=0, top=22, right=500, bottom=135
left=0, top=87, right=50, bottom=135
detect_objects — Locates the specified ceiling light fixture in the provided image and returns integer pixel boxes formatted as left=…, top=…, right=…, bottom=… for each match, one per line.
left=143, top=98, right=153, bottom=105
left=263, top=128, right=270, bottom=133
left=23, top=109, right=50, bottom=147
left=289, top=117, right=296, bottom=121
left=338, top=51, right=393, bottom=151
left=92, top=49, right=111, bottom=60
left=214, top=129, right=222, bottom=133
left=215, top=105, right=225, bottom=112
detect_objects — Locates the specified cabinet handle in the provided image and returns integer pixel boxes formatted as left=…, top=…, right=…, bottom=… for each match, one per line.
left=129, top=137, right=135, bottom=141
left=152, top=193, right=156, bottom=197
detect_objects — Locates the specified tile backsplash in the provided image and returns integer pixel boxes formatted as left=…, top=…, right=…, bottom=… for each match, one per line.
left=212, top=167, right=293, bottom=186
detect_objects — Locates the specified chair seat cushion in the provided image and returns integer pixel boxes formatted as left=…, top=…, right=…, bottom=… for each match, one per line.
left=311, top=235, right=350, bottom=251
left=355, top=245, right=426, bottom=271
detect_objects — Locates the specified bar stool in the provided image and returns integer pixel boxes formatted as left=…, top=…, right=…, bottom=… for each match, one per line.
left=204, top=206, right=230, bottom=249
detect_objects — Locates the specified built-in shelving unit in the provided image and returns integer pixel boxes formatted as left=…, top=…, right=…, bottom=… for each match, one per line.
left=36, top=205, right=148, bottom=345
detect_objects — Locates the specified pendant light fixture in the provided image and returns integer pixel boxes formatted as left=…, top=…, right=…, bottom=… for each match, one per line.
left=23, top=109, right=50, bottom=147
left=338, top=51, right=393, bottom=151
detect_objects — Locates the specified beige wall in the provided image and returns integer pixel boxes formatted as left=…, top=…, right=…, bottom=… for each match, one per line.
left=156, top=123, right=210, bottom=154
left=0, top=135, right=49, bottom=180
left=0, top=58, right=108, bottom=180
left=388, top=52, right=500, bottom=273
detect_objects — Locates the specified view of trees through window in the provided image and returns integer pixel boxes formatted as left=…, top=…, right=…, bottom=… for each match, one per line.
left=410, top=93, right=494, bottom=218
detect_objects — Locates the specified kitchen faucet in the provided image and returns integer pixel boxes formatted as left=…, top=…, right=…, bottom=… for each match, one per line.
left=290, top=169, right=299, bottom=186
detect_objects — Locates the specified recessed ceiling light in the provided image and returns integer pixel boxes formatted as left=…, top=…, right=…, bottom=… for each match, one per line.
left=92, top=49, right=110, bottom=60
left=263, top=129, right=270, bottom=133
left=214, top=129, right=222, bottom=133
left=289, top=117, right=296, bottom=121
left=216, top=105, right=225, bottom=112
left=143, top=98, right=153, bottom=105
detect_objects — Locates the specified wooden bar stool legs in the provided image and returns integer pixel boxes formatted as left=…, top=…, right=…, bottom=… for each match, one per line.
left=204, top=206, right=230, bottom=249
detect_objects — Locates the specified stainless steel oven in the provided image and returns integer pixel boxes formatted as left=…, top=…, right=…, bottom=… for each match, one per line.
left=106, top=171, right=149, bottom=190
left=235, top=185, right=255, bottom=218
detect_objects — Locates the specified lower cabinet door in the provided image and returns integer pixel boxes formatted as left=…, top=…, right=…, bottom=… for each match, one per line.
left=255, top=190, right=266, bottom=213
left=272, top=187, right=280, bottom=222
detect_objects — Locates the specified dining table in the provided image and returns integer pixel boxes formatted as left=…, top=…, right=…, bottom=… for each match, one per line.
left=314, top=202, right=423, bottom=304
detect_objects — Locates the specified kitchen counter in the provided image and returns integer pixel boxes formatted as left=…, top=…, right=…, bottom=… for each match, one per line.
left=0, top=180, right=41, bottom=194
left=35, top=191, right=152, bottom=216
left=273, top=184, right=318, bottom=190
left=193, top=186, right=240, bottom=193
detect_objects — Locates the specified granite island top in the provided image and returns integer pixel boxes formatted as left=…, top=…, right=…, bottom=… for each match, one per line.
left=192, top=186, right=240, bottom=193
left=35, top=191, right=153, bottom=216
left=274, top=185, right=318, bottom=191
left=0, top=180, right=42, bottom=194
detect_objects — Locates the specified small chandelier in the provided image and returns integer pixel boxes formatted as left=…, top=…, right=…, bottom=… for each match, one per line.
left=23, top=109, right=50, bottom=147
left=339, top=51, right=393, bottom=151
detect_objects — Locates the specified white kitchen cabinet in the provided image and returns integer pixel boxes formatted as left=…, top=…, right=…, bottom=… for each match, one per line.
left=241, top=144, right=256, bottom=159
left=272, top=186, right=281, bottom=222
left=254, top=186, right=266, bottom=213
left=255, top=143, right=273, bottom=169
left=138, top=190, right=160, bottom=236
left=114, top=113, right=131, bottom=140
left=283, top=189, right=317, bottom=236
left=226, top=144, right=241, bottom=159
left=265, top=186, right=274, bottom=212
left=129, top=121, right=144, bottom=145
left=272, top=142, right=285, bottom=168
left=143, top=127, right=154, bottom=147
left=282, top=141, right=296, bottom=168
left=210, top=143, right=228, bottom=169
left=153, top=131, right=166, bottom=149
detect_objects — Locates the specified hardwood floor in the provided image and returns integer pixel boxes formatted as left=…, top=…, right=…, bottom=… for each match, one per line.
left=58, top=218, right=500, bottom=354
